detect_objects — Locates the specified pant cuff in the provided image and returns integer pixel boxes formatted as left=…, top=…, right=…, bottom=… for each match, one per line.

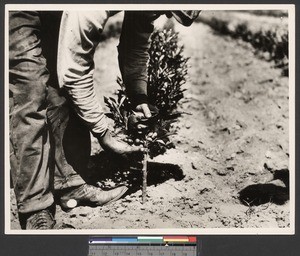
left=54, top=175, right=86, bottom=191
left=17, top=193, right=54, bottom=214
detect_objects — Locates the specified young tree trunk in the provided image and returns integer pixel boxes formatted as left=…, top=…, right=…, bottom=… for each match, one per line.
left=142, top=152, right=148, bottom=204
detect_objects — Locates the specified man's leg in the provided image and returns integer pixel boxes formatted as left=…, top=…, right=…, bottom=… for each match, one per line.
left=9, top=11, right=55, bottom=229
left=46, top=87, right=90, bottom=191
left=40, top=11, right=128, bottom=210
left=38, top=11, right=88, bottom=191
left=46, top=87, right=128, bottom=210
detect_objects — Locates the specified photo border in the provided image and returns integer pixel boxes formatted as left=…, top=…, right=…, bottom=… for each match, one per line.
left=4, top=3, right=296, bottom=235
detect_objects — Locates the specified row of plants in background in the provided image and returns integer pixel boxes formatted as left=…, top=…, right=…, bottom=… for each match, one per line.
left=105, top=29, right=189, bottom=203
left=238, top=10, right=288, bottom=18
left=198, top=11, right=288, bottom=76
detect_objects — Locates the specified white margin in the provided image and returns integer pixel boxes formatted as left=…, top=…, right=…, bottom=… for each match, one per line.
left=288, top=4, right=296, bottom=235
left=4, top=4, right=296, bottom=235
left=4, top=3, right=10, bottom=235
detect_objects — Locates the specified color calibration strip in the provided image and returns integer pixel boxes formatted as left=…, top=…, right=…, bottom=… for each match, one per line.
left=89, top=236, right=197, bottom=244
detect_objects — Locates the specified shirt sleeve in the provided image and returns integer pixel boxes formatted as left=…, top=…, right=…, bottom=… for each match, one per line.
left=118, top=11, right=158, bottom=107
left=57, top=11, right=110, bottom=137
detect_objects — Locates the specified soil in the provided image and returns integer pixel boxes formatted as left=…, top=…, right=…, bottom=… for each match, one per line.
left=10, top=17, right=290, bottom=231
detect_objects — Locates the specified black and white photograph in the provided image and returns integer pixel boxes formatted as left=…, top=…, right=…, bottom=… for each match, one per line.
left=5, top=4, right=295, bottom=234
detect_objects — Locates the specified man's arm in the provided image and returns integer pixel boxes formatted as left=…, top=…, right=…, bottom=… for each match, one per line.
left=57, top=11, right=110, bottom=137
left=118, top=11, right=159, bottom=114
left=118, top=10, right=200, bottom=122
left=57, top=11, right=145, bottom=157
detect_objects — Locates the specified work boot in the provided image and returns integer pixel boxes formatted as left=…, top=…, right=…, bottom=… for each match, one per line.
left=25, top=209, right=56, bottom=230
left=59, top=184, right=128, bottom=210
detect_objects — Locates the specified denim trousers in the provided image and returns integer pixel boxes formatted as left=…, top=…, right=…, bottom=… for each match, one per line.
left=9, top=11, right=89, bottom=214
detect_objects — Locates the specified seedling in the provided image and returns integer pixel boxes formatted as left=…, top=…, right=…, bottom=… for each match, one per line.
left=105, top=29, right=189, bottom=203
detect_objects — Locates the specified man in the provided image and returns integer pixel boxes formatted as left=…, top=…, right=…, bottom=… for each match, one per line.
left=56, top=10, right=200, bottom=212
left=9, top=11, right=141, bottom=230
left=57, top=11, right=201, bottom=133
left=9, top=10, right=200, bottom=230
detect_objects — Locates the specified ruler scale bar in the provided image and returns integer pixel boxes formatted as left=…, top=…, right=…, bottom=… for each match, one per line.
left=90, top=236, right=197, bottom=244
left=88, top=245, right=197, bottom=256
left=88, top=236, right=198, bottom=256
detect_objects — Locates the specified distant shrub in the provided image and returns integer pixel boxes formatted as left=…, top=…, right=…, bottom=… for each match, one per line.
left=239, top=10, right=288, bottom=18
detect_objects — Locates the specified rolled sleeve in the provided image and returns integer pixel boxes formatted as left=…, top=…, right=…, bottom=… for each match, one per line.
left=57, top=11, right=110, bottom=136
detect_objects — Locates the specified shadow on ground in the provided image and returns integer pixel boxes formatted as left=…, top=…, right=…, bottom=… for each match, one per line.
left=82, top=151, right=185, bottom=196
left=239, top=169, right=289, bottom=206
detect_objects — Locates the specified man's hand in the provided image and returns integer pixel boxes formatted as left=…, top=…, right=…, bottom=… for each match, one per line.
left=127, top=103, right=159, bottom=135
left=135, top=103, right=152, bottom=118
left=129, top=103, right=160, bottom=135
left=98, top=130, right=146, bottom=160
left=129, top=103, right=152, bottom=134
